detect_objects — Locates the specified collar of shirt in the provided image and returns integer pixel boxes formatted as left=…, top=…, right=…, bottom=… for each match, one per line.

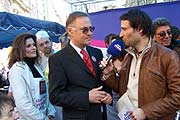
left=125, top=38, right=152, bottom=58
left=70, top=41, right=87, bottom=58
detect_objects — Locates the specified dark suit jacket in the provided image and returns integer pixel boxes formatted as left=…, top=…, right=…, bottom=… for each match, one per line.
left=49, top=44, right=105, bottom=120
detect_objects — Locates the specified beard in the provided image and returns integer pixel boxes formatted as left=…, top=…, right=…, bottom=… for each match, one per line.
left=44, top=48, right=52, bottom=55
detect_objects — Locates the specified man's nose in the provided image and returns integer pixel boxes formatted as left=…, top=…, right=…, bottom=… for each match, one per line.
left=119, top=31, right=123, bottom=38
left=87, top=29, right=93, bottom=35
left=43, top=43, right=48, bottom=47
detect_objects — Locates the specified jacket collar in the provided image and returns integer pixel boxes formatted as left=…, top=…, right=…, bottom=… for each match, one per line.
left=66, top=44, right=97, bottom=78
left=125, top=38, right=152, bottom=58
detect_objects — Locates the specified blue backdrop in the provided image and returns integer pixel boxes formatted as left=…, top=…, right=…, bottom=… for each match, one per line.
left=90, top=1, right=180, bottom=41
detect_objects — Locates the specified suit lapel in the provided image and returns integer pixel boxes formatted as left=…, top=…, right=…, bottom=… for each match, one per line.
left=86, top=46, right=97, bottom=76
left=66, top=45, right=94, bottom=76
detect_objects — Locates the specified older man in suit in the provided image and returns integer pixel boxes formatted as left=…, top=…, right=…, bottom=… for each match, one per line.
left=48, top=11, right=112, bottom=120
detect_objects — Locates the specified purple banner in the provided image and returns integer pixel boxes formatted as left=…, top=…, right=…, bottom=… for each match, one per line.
left=90, top=1, right=180, bottom=47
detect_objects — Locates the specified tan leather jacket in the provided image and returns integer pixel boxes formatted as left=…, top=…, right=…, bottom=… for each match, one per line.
left=104, top=41, right=180, bottom=120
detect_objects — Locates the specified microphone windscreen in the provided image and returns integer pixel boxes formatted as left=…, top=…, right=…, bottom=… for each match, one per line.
left=107, top=39, right=125, bottom=57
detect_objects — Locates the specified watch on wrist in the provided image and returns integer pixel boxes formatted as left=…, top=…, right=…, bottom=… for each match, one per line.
left=101, top=74, right=111, bottom=81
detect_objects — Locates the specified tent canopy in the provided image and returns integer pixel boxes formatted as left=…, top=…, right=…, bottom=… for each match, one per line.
left=0, top=12, right=66, bottom=48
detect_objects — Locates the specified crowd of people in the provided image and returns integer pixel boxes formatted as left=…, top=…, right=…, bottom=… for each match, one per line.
left=1, top=8, right=180, bottom=120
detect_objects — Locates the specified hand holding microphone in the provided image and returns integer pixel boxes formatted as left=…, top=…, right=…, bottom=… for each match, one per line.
left=100, top=39, right=125, bottom=70
left=100, top=39, right=125, bottom=80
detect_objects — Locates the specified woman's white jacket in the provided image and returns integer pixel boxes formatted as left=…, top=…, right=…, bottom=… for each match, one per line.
left=9, top=61, right=56, bottom=120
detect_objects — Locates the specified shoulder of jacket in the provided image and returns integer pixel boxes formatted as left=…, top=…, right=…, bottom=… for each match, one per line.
left=11, top=62, right=27, bottom=70
left=87, top=46, right=102, bottom=53
left=52, top=48, right=65, bottom=57
left=87, top=45, right=98, bottom=50
left=155, top=43, right=175, bottom=55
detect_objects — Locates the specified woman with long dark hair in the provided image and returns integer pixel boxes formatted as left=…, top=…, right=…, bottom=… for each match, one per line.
left=8, top=33, right=55, bottom=120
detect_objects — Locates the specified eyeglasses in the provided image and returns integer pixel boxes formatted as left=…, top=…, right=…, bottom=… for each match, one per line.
left=156, top=30, right=172, bottom=38
left=70, top=26, right=95, bottom=34
left=80, top=26, right=95, bottom=34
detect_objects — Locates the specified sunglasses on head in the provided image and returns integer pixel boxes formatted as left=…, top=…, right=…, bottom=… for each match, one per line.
left=80, top=26, right=95, bottom=34
left=156, top=30, right=172, bottom=37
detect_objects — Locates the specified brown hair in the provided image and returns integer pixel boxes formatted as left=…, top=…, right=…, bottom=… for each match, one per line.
left=8, top=33, right=40, bottom=68
left=120, top=9, right=152, bottom=38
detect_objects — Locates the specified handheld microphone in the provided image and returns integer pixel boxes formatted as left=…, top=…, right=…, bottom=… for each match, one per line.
left=107, top=39, right=125, bottom=62
left=101, top=39, right=125, bottom=70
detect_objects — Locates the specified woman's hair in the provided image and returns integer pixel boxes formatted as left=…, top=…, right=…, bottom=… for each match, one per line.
left=8, top=33, right=40, bottom=68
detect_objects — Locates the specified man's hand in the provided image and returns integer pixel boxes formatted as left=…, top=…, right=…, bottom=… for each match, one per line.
left=100, top=93, right=112, bottom=104
left=130, top=108, right=146, bottom=120
left=113, top=59, right=122, bottom=71
left=99, top=57, right=114, bottom=75
left=89, top=86, right=108, bottom=103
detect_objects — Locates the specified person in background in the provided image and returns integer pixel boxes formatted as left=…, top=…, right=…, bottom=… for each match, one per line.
left=0, top=73, right=4, bottom=88
left=101, top=9, right=180, bottom=120
left=35, top=30, right=55, bottom=72
left=152, top=17, right=180, bottom=58
left=171, top=26, right=180, bottom=42
left=177, top=28, right=180, bottom=41
left=8, top=33, right=55, bottom=120
left=49, top=11, right=112, bottom=120
left=0, top=67, right=8, bottom=89
left=59, top=32, right=70, bottom=49
left=104, top=33, right=121, bottom=120
left=0, top=92, right=19, bottom=120
left=36, top=30, right=62, bottom=120
left=104, top=34, right=118, bottom=48
left=170, top=26, right=180, bottom=56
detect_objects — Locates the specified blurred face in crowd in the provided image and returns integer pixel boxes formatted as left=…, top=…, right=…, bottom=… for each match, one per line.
left=67, top=16, right=94, bottom=49
left=105, top=39, right=116, bottom=48
left=120, top=20, right=141, bottom=48
left=25, top=38, right=37, bottom=58
left=0, top=104, right=19, bottom=120
left=153, top=25, right=172, bottom=46
left=37, top=38, right=52, bottom=55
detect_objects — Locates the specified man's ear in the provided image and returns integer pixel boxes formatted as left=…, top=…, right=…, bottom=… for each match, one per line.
left=67, top=27, right=73, bottom=36
left=139, top=29, right=143, bottom=33
left=136, top=28, right=143, bottom=35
